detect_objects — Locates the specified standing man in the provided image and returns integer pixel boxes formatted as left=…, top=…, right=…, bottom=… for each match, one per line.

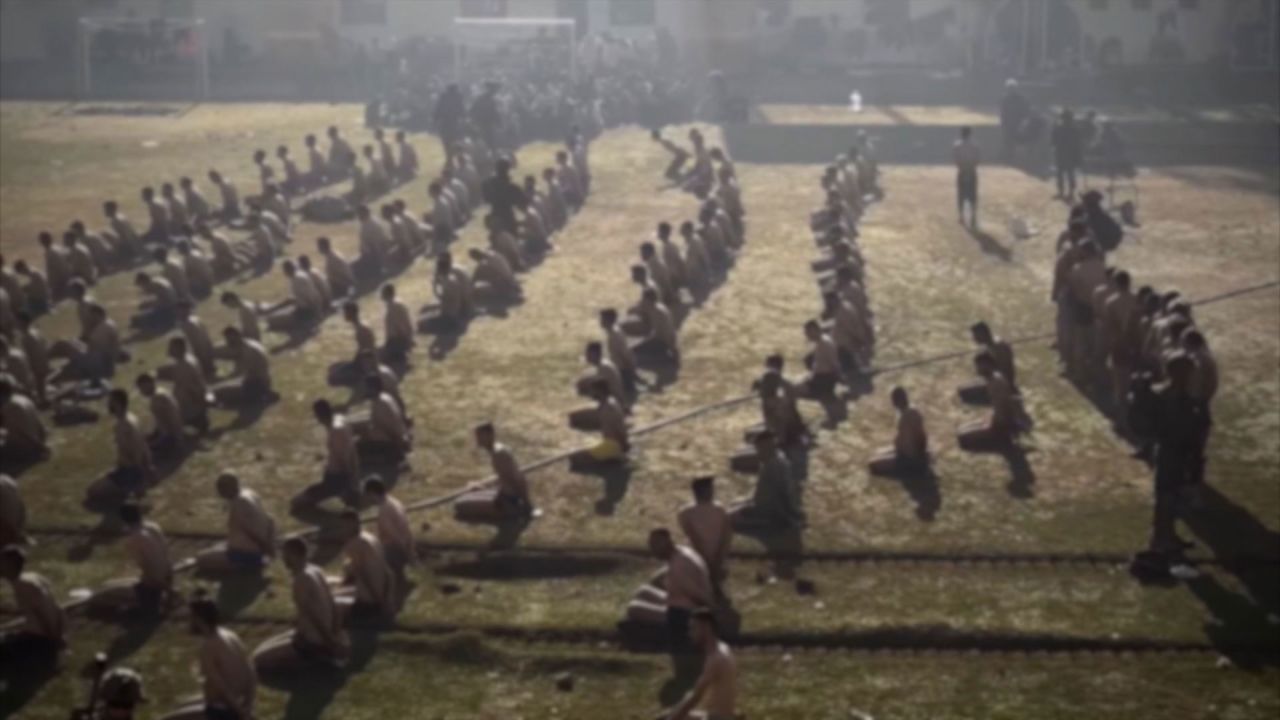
left=677, top=477, right=732, bottom=597
left=160, top=600, right=257, bottom=720
left=1051, top=109, right=1083, bottom=200
left=482, top=158, right=527, bottom=237
left=953, top=126, right=981, bottom=229
left=999, top=78, right=1030, bottom=162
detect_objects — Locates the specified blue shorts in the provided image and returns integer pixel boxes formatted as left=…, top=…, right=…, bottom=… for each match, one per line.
left=226, top=549, right=266, bottom=569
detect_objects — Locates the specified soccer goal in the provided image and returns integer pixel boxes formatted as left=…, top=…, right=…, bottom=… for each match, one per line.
left=77, top=16, right=210, bottom=100
left=452, top=17, right=577, bottom=83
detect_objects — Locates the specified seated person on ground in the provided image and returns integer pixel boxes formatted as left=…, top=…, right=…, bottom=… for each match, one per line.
left=625, top=528, right=714, bottom=631
left=0, top=545, right=66, bottom=658
left=869, top=387, right=930, bottom=476
left=419, top=252, right=474, bottom=333
left=656, top=608, right=738, bottom=720
left=632, top=289, right=679, bottom=365
left=213, top=326, right=274, bottom=408
left=336, top=509, right=397, bottom=622
left=0, top=473, right=30, bottom=546
left=363, top=477, right=415, bottom=579
left=252, top=537, right=348, bottom=674
left=135, top=373, right=184, bottom=458
left=162, top=336, right=211, bottom=434
left=468, top=248, right=522, bottom=306
left=159, top=599, right=256, bottom=720
left=88, top=503, right=173, bottom=615
left=957, top=351, right=1023, bottom=450
left=292, top=400, right=360, bottom=509
left=570, top=380, right=629, bottom=469
left=0, top=378, right=47, bottom=464
left=85, top=391, right=156, bottom=504
left=380, top=283, right=415, bottom=363
left=455, top=422, right=534, bottom=523
left=352, top=374, right=411, bottom=462
left=195, top=473, right=277, bottom=575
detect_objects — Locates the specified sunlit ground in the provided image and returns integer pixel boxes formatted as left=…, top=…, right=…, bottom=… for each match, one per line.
left=1, top=102, right=1277, bottom=719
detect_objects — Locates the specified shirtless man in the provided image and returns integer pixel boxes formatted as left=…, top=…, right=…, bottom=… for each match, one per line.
left=869, top=387, right=929, bottom=476
left=683, top=130, right=713, bottom=199
left=164, top=336, right=211, bottom=434
left=353, top=374, right=411, bottom=462
left=327, top=126, right=356, bottom=179
left=419, top=252, right=473, bottom=334
left=0, top=474, right=29, bottom=546
left=160, top=600, right=256, bottom=720
left=180, top=177, right=211, bottom=225
left=0, top=337, right=38, bottom=402
left=88, top=503, right=172, bottom=615
left=825, top=291, right=870, bottom=373
left=600, top=308, right=640, bottom=397
left=577, top=341, right=628, bottom=410
left=317, top=237, right=356, bottom=300
left=49, top=303, right=120, bottom=386
left=570, top=380, right=629, bottom=469
left=1067, top=241, right=1107, bottom=378
left=216, top=294, right=258, bottom=340
left=680, top=221, right=712, bottom=297
left=177, top=302, right=217, bottom=380
left=428, top=181, right=457, bottom=247
left=468, top=248, right=522, bottom=307
left=161, top=183, right=189, bottom=236
left=135, top=373, right=184, bottom=458
left=730, top=432, right=804, bottom=531
left=133, top=272, right=177, bottom=329
left=364, top=477, right=415, bottom=579
left=262, top=185, right=292, bottom=235
left=293, top=400, right=360, bottom=509
left=155, top=247, right=193, bottom=305
left=15, top=313, right=49, bottom=404
left=653, top=129, right=690, bottom=181
left=302, top=134, right=328, bottom=190
left=755, top=369, right=807, bottom=449
left=958, top=322, right=1016, bottom=403
left=39, top=232, right=71, bottom=301
left=356, top=205, right=391, bottom=277
left=396, top=131, right=418, bottom=181
left=486, top=213, right=525, bottom=272
left=277, top=146, right=304, bottom=196
left=208, top=170, right=242, bottom=223
left=677, top=477, right=732, bottom=589
left=625, top=528, right=713, bottom=648
left=1052, top=221, right=1089, bottom=363
left=103, top=201, right=143, bottom=260
left=379, top=284, right=414, bottom=364
left=63, top=232, right=98, bottom=286
left=141, top=186, right=170, bottom=246
left=343, top=301, right=378, bottom=374
left=336, top=509, right=396, bottom=622
left=267, top=260, right=323, bottom=333
left=801, top=319, right=841, bottom=400
left=253, top=149, right=276, bottom=196
left=658, top=609, right=738, bottom=720
left=957, top=352, right=1020, bottom=451
left=14, top=261, right=50, bottom=316
left=657, top=222, right=688, bottom=294
left=0, top=546, right=66, bottom=659
left=0, top=379, right=48, bottom=465
left=1103, top=271, right=1141, bottom=413
left=455, top=422, right=534, bottom=523
left=176, top=239, right=215, bottom=299
left=194, top=473, right=277, bottom=575
left=641, top=241, right=677, bottom=307
left=633, top=289, right=679, bottom=365
left=252, top=537, right=348, bottom=674
left=213, top=326, right=274, bottom=408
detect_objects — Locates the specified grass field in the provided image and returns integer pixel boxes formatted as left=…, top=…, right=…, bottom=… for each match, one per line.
left=1, top=101, right=1278, bottom=719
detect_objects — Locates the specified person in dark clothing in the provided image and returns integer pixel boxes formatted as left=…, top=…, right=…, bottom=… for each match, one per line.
left=433, top=83, right=466, bottom=159
left=481, top=158, right=527, bottom=236
left=1139, top=353, right=1209, bottom=573
left=1081, top=190, right=1124, bottom=252
left=1051, top=109, right=1083, bottom=200
left=469, top=81, right=503, bottom=152
left=999, top=79, right=1031, bottom=161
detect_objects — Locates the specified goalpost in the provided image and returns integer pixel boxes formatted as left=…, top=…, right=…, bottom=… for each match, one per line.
left=77, top=16, right=211, bottom=100
left=452, top=17, right=577, bottom=83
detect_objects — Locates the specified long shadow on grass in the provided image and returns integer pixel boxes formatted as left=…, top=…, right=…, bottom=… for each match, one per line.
left=964, top=224, right=1014, bottom=263
left=271, top=627, right=382, bottom=720
left=872, top=465, right=942, bottom=522
left=436, top=553, right=625, bottom=580
left=1182, top=485, right=1280, bottom=665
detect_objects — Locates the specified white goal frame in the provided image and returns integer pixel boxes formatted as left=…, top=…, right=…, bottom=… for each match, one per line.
left=77, top=16, right=211, bottom=100
left=452, top=17, right=577, bottom=83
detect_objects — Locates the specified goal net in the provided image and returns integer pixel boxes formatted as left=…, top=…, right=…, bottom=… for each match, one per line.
left=452, top=17, right=577, bottom=84
left=77, top=16, right=210, bottom=100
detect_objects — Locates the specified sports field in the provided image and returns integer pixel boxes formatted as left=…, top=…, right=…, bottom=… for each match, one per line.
left=1, top=101, right=1278, bottom=719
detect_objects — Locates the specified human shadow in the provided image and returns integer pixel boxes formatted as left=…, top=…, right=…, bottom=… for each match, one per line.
left=874, top=464, right=943, bottom=522
left=436, top=553, right=624, bottom=580
left=487, top=514, right=534, bottom=550
left=0, top=638, right=61, bottom=718
left=212, top=573, right=271, bottom=619
left=736, top=523, right=806, bottom=581
left=959, top=439, right=1037, bottom=499
left=1183, top=485, right=1280, bottom=621
left=658, top=651, right=705, bottom=707
left=964, top=224, right=1013, bottom=263
left=636, top=356, right=681, bottom=393
left=1183, top=572, right=1280, bottom=669
left=426, top=327, right=465, bottom=361
left=103, top=613, right=165, bottom=665
left=274, top=628, right=381, bottom=720
left=577, top=461, right=633, bottom=517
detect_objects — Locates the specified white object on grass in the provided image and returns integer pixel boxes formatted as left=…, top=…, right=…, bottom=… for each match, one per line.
left=849, top=91, right=863, bottom=113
